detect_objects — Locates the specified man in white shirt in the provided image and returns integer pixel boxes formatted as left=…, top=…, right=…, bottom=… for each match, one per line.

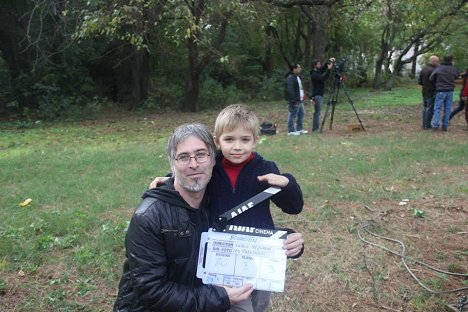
left=285, top=63, right=308, bottom=135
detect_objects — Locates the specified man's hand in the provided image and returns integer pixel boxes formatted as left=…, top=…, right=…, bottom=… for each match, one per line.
left=257, top=174, right=289, bottom=188
left=327, top=57, right=335, bottom=70
left=223, top=284, right=253, bottom=304
left=283, top=232, right=304, bottom=257
left=149, top=176, right=169, bottom=189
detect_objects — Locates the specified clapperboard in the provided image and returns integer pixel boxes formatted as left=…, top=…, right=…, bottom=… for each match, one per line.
left=196, top=187, right=289, bottom=292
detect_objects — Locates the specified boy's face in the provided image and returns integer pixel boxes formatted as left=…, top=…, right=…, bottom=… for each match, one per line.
left=215, top=126, right=257, bottom=164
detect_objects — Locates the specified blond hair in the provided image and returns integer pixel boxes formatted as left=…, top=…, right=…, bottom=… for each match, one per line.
left=213, top=104, right=259, bottom=138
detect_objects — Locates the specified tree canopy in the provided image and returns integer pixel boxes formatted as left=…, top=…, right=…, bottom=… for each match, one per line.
left=0, top=0, right=467, bottom=117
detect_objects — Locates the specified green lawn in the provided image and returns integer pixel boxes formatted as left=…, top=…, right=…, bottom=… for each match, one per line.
left=1, top=84, right=467, bottom=311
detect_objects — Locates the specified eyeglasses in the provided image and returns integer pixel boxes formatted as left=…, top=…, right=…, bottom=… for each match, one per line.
left=174, top=152, right=210, bottom=165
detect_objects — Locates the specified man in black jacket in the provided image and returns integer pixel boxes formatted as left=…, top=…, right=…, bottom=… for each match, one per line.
left=418, top=55, right=439, bottom=129
left=114, top=123, right=253, bottom=311
left=310, top=58, right=334, bottom=132
left=285, top=63, right=308, bottom=135
left=430, top=55, right=459, bottom=131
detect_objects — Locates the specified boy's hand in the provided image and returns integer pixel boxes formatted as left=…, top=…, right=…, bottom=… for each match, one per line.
left=223, top=284, right=253, bottom=304
left=149, top=176, right=169, bottom=189
left=283, top=232, right=304, bottom=257
left=257, top=174, right=289, bottom=187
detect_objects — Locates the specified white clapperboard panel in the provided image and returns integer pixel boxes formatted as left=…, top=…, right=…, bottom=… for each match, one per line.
left=196, top=187, right=289, bottom=292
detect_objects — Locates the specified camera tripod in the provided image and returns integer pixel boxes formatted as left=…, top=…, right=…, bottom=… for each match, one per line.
left=319, top=73, right=366, bottom=132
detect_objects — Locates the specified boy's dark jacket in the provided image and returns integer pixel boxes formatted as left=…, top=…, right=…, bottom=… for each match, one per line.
left=210, top=151, right=303, bottom=230
left=113, top=180, right=230, bottom=312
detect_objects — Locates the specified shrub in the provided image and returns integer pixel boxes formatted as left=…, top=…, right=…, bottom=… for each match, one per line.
left=198, top=78, right=247, bottom=110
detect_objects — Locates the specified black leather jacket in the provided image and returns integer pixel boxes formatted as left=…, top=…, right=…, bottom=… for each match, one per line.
left=418, top=64, right=437, bottom=98
left=285, top=72, right=301, bottom=103
left=114, top=180, right=230, bottom=312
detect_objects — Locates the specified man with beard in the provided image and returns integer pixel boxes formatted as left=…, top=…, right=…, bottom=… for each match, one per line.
left=113, top=123, right=253, bottom=311
left=310, top=58, right=334, bottom=132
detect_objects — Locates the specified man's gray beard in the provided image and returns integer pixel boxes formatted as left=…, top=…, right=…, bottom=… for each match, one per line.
left=183, top=179, right=204, bottom=192
left=175, top=174, right=205, bottom=193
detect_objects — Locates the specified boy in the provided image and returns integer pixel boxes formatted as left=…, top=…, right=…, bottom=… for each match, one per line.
left=212, top=104, right=304, bottom=312
left=151, top=104, right=304, bottom=312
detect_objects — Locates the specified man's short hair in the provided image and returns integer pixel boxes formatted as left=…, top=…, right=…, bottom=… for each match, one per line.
left=429, top=55, right=439, bottom=65
left=289, top=63, right=300, bottom=71
left=311, top=59, right=320, bottom=68
left=213, top=104, right=260, bottom=139
left=166, top=123, right=216, bottom=167
left=443, top=55, right=453, bottom=63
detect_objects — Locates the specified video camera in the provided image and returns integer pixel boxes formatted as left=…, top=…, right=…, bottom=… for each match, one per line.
left=333, top=58, right=346, bottom=74
left=327, top=57, right=346, bottom=75
left=326, top=57, right=346, bottom=81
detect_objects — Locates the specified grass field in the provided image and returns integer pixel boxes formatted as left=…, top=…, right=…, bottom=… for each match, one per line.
left=1, top=84, right=467, bottom=311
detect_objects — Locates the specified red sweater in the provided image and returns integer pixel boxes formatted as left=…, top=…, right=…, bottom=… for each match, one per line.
left=221, top=152, right=254, bottom=188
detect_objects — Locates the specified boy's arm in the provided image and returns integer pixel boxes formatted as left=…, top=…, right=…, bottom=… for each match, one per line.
left=149, top=176, right=170, bottom=189
left=270, top=172, right=303, bottom=215
left=257, top=173, right=289, bottom=188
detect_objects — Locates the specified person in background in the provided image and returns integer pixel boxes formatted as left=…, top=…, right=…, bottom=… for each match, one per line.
left=429, top=55, right=459, bottom=131
left=449, top=68, right=468, bottom=125
left=418, top=55, right=439, bottom=129
left=310, top=57, right=335, bottom=132
left=285, top=63, right=308, bottom=135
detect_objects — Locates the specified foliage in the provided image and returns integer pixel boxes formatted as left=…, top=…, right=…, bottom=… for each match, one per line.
left=0, top=0, right=467, bottom=116
left=256, top=73, right=285, bottom=101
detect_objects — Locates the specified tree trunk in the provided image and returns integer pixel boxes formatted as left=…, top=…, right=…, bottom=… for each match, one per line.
left=128, top=48, right=150, bottom=110
left=384, top=69, right=397, bottom=91
left=303, top=20, right=313, bottom=92
left=410, top=41, right=419, bottom=79
left=185, top=69, right=201, bottom=113
left=373, top=57, right=384, bottom=90
left=385, top=58, right=404, bottom=90
left=372, top=24, right=391, bottom=90
left=0, top=1, right=37, bottom=113
left=182, top=1, right=229, bottom=112
left=263, top=24, right=273, bottom=76
left=311, top=5, right=329, bottom=62
left=185, top=35, right=200, bottom=112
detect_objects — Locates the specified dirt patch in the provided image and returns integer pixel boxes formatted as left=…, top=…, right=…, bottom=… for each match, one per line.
left=271, top=196, right=467, bottom=312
